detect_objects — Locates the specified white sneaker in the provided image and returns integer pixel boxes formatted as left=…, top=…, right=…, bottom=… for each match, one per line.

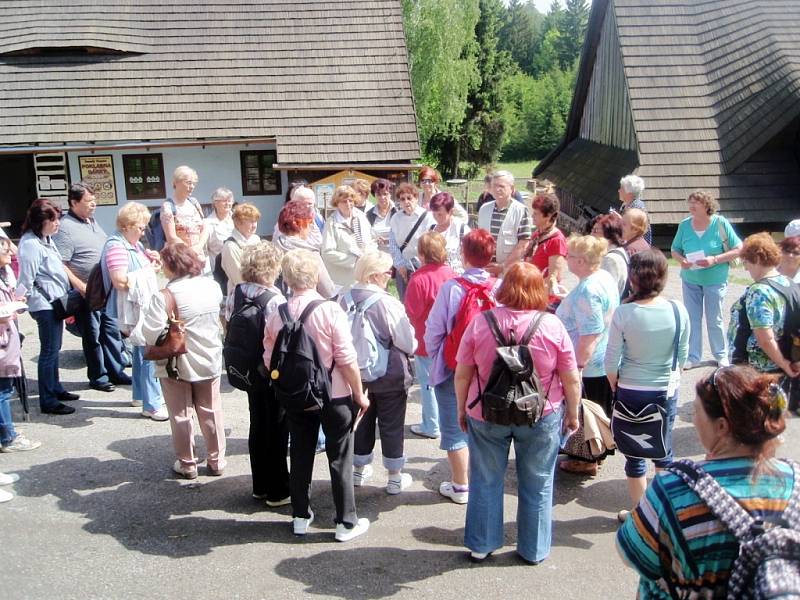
left=683, top=361, right=699, bottom=370
left=142, top=407, right=169, bottom=421
left=0, top=434, right=41, bottom=453
left=293, top=510, right=314, bottom=536
left=334, top=517, right=369, bottom=542
left=386, top=473, right=412, bottom=495
left=717, top=357, right=731, bottom=367
left=130, top=399, right=143, bottom=407
left=0, top=488, right=13, bottom=503
left=172, top=460, right=198, bottom=480
left=0, top=472, right=19, bottom=485
left=439, top=481, right=469, bottom=505
left=353, top=464, right=373, bottom=487
left=265, top=496, right=291, bottom=508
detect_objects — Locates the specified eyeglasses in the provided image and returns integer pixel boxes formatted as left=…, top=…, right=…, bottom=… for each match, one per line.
left=420, top=178, right=434, bottom=184
left=383, top=270, right=393, bottom=276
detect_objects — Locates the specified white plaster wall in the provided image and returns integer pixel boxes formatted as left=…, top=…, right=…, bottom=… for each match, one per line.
left=66, top=143, right=287, bottom=237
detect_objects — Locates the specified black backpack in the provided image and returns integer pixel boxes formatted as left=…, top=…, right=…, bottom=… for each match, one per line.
left=668, top=459, right=800, bottom=600
left=213, top=236, right=239, bottom=295
left=223, top=285, right=276, bottom=391
left=731, top=278, right=800, bottom=365
left=467, top=310, right=552, bottom=427
left=268, top=300, right=333, bottom=413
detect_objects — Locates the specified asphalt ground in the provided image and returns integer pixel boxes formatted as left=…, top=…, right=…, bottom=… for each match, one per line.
left=3, top=265, right=799, bottom=599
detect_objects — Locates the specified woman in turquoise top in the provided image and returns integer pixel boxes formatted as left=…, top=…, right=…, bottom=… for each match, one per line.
left=556, top=234, right=619, bottom=475
left=605, top=249, right=690, bottom=521
left=671, top=191, right=741, bottom=369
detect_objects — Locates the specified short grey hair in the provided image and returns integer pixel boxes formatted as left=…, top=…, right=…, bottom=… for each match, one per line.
left=172, top=165, right=197, bottom=186
left=620, top=174, right=645, bottom=198
left=492, top=170, right=515, bottom=185
left=291, top=186, right=315, bottom=205
left=212, top=187, right=234, bottom=202
left=281, top=249, right=320, bottom=291
left=240, top=241, right=283, bottom=286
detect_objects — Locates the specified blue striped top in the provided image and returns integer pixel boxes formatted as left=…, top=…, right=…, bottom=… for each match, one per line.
left=616, top=457, right=795, bottom=599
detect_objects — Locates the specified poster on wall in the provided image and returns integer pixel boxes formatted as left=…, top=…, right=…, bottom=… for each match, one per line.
left=78, top=155, right=118, bottom=206
left=314, top=183, right=335, bottom=210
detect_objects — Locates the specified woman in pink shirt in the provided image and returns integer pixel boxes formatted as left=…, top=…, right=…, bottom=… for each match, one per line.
left=404, top=232, right=455, bottom=439
left=262, top=249, right=370, bottom=542
left=455, top=262, right=581, bottom=565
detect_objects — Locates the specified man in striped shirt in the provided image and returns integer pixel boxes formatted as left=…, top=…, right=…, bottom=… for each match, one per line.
left=477, top=171, right=531, bottom=276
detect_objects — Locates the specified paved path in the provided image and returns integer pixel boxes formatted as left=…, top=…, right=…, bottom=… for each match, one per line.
left=3, top=266, right=799, bottom=599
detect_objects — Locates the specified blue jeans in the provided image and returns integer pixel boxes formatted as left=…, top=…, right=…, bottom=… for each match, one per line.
left=615, top=387, right=678, bottom=478
left=465, top=410, right=562, bottom=563
left=31, top=309, right=66, bottom=410
left=75, top=306, right=128, bottom=385
left=682, top=280, right=728, bottom=363
left=434, top=374, right=468, bottom=451
left=415, top=355, right=439, bottom=436
left=132, top=346, right=163, bottom=412
left=0, top=378, right=17, bottom=445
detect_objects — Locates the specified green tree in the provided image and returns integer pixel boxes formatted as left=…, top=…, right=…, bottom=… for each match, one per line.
left=499, top=0, right=537, bottom=75
left=554, top=0, right=589, bottom=69
left=401, top=0, right=480, bottom=160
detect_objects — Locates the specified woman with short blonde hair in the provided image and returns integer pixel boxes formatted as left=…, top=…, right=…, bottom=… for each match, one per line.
left=221, top=202, right=261, bottom=297
left=622, top=209, right=650, bottom=257
left=321, top=185, right=375, bottom=289
left=556, top=234, right=620, bottom=475
left=343, top=251, right=418, bottom=494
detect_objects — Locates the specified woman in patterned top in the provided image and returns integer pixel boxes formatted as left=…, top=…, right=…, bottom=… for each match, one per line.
left=617, top=365, right=793, bottom=599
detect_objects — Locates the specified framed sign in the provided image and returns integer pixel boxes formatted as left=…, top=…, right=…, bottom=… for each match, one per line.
left=78, top=155, right=118, bottom=206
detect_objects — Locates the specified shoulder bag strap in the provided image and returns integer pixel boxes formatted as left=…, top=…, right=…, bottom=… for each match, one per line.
left=668, top=459, right=755, bottom=541
left=162, top=288, right=179, bottom=321
left=669, top=300, right=681, bottom=371
left=717, top=216, right=729, bottom=252
left=399, top=211, right=428, bottom=252
left=190, top=197, right=205, bottom=220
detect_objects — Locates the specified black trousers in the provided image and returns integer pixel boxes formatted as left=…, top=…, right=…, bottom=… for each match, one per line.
left=247, top=376, right=289, bottom=501
left=286, top=396, right=357, bottom=526
left=583, top=375, right=614, bottom=418
left=356, top=385, right=408, bottom=464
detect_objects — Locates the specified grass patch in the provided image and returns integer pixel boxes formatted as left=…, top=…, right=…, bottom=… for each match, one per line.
left=494, top=160, right=540, bottom=181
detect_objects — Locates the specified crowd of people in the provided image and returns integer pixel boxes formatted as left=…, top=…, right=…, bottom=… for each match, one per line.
left=0, top=166, right=797, bottom=598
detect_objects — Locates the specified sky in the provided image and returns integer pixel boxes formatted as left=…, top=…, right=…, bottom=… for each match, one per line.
left=533, top=0, right=560, bottom=11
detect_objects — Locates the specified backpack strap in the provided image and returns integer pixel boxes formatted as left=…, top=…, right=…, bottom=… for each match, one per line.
left=297, top=299, right=326, bottom=324
left=667, top=459, right=755, bottom=541
left=519, top=311, right=546, bottom=346
left=358, top=292, right=384, bottom=313
left=482, top=310, right=508, bottom=347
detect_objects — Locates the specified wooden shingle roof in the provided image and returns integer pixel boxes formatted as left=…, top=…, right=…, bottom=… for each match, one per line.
left=536, top=0, right=800, bottom=226
left=0, top=0, right=420, bottom=165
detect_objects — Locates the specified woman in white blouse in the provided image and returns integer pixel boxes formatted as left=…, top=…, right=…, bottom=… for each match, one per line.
left=321, top=185, right=375, bottom=290
left=204, top=187, right=234, bottom=267
left=428, top=192, right=470, bottom=274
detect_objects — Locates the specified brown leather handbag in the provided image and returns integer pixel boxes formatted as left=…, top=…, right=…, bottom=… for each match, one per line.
left=143, top=288, right=187, bottom=361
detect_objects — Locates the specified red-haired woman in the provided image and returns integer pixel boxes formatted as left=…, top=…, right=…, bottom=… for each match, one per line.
left=618, top=365, right=796, bottom=598
left=417, top=166, right=467, bottom=220
left=455, top=262, right=581, bottom=563
left=141, top=243, right=225, bottom=479
left=424, top=228, right=498, bottom=505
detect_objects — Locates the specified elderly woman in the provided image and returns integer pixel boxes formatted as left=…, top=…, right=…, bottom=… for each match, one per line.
left=622, top=208, right=650, bottom=257
left=526, top=192, right=567, bottom=303
left=204, top=187, right=235, bottom=268
left=272, top=199, right=336, bottom=299
left=425, top=229, right=498, bottom=505
left=728, top=233, right=798, bottom=377
left=161, top=165, right=207, bottom=262
left=220, top=203, right=261, bottom=296
left=617, top=174, right=651, bottom=244
left=404, top=232, right=456, bottom=439
left=672, top=191, right=742, bottom=369
left=321, top=185, right=375, bottom=290
left=778, top=236, right=800, bottom=283
left=592, top=212, right=629, bottom=298
left=618, top=365, right=794, bottom=598
left=342, top=251, right=417, bottom=494
left=0, top=237, right=40, bottom=451
left=351, top=179, right=373, bottom=212
left=141, top=244, right=225, bottom=479
left=418, top=165, right=468, bottom=219
left=263, top=249, right=370, bottom=541
left=389, top=183, right=435, bottom=300
left=226, top=241, right=290, bottom=505
left=456, top=262, right=581, bottom=564
left=556, top=234, right=620, bottom=475
left=366, top=178, right=397, bottom=249
left=428, top=191, right=471, bottom=274
left=103, top=202, right=167, bottom=420
left=605, top=249, right=690, bottom=522
left=17, top=199, right=75, bottom=415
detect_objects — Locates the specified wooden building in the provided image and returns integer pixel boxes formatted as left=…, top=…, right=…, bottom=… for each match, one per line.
left=534, top=0, right=800, bottom=241
left=0, top=0, right=420, bottom=235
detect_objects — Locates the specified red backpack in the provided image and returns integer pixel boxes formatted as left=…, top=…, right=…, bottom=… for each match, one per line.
left=442, top=277, right=496, bottom=370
